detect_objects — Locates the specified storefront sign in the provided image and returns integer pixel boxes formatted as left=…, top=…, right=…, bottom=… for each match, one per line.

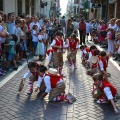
left=109, top=0, right=117, bottom=4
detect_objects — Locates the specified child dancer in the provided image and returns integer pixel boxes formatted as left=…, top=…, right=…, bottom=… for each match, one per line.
left=80, top=45, right=90, bottom=65
left=19, top=62, right=41, bottom=95
left=36, top=67, right=76, bottom=103
left=51, top=31, right=65, bottom=76
left=92, top=73, right=119, bottom=114
left=67, top=33, right=79, bottom=69
left=98, top=51, right=110, bottom=79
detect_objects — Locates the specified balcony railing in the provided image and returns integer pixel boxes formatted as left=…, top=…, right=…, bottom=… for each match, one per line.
left=91, top=0, right=103, bottom=3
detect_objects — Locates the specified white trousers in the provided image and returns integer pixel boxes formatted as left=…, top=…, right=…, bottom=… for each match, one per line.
left=107, top=39, right=114, bottom=54
left=62, top=27, right=66, bottom=34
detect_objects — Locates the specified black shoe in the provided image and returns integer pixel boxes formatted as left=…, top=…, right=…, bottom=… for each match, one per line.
left=113, top=58, right=117, bottom=60
left=13, top=67, right=18, bottom=70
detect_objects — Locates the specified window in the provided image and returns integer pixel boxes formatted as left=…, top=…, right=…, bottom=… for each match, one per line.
left=18, top=0, right=22, bottom=15
left=0, top=0, right=3, bottom=11
left=25, top=0, right=29, bottom=15
left=31, top=0, right=35, bottom=15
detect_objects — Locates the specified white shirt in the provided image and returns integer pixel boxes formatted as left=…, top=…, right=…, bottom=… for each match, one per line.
left=107, top=24, right=117, bottom=38
left=37, top=75, right=45, bottom=87
left=39, top=19, right=44, bottom=27
left=37, top=75, right=51, bottom=93
left=87, top=52, right=92, bottom=62
left=99, top=60, right=104, bottom=71
left=0, top=25, right=3, bottom=41
left=86, top=22, right=91, bottom=33
left=37, top=75, right=63, bottom=93
left=30, top=22, right=41, bottom=30
left=38, top=34, right=44, bottom=41
left=104, top=87, right=113, bottom=100
left=80, top=48, right=89, bottom=59
left=32, top=30, right=38, bottom=42
left=15, top=27, right=22, bottom=42
left=23, top=70, right=31, bottom=78
left=48, top=52, right=52, bottom=63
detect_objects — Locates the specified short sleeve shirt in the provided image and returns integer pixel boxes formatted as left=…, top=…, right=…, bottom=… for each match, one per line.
left=9, top=40, right=15, bottom=54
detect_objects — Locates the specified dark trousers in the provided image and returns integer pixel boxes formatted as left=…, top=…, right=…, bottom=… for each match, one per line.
left=79, top=30, right=85, bottom=45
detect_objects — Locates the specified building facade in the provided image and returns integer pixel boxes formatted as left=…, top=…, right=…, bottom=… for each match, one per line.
left=108, top=0, right=120, bottom=19
left=0, top=0, right=54, bottom=18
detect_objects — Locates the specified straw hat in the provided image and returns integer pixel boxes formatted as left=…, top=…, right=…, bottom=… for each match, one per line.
left=48, top=68, right=60, bottom=77
left=90, top=56, right=99, bottom=64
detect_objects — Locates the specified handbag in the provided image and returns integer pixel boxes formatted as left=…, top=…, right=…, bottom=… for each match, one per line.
left=101, top=31, right=107, bottom=37
left=109, top=33, right=115, bottom=40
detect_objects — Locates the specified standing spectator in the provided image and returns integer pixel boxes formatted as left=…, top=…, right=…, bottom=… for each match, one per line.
left=25, top=15, right=32, bottom=50
left=39, top=16, right=45, bottom=28
left=52, top=18, right=62, bottom=39
left=35, top=28, right=45, bottom=60
left=90, top=20, right=95, bottom=41
left=4, top=34, right=18, bottom=70
left=113, top=33, right=120, bottom=60
left=106, top=18, right=117, bottom=54
left=6, top=13, right=15, bottom=39
left=115, top=19, right=120, bottom=36
left=60, top=16, right=66, bottom=35
left=98, top=20, right=107, bottom=47
left=32, top=25, right=39, bottom=55
left=19, top=21, right=28, bottom=61
left=72, top=18, right=79, bottom=37
left=66, top=18, right=74, bottom=38
left=86, top=20, right=91, bottom=41
left=79, top=18, right=86, bottom=45
left=30, top=16, right=40, bottom=30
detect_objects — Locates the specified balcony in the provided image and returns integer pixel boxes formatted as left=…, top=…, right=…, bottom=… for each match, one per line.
left=91, top=0, right=103, bottom=3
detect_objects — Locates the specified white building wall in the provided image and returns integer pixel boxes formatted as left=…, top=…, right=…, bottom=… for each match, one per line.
left=3, top=0, right=16, bottom=14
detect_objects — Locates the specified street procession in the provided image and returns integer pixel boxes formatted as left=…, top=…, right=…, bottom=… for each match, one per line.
left=0, top=0, right=120, bottom=119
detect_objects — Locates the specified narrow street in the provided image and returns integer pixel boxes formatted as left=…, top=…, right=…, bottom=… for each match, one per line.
left=0, top=47, right=120, bottom=120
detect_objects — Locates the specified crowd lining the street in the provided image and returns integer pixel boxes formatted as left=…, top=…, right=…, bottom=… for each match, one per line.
left=0, top=11, right=120, bottom=114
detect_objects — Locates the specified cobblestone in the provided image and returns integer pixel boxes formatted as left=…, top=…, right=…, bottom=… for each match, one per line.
left=0, top=50, right=120, bottom=120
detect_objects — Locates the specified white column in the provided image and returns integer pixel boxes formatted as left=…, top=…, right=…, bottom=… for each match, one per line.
left=22, top=0, right=25, bottom=14
left=114, top=2, right=117, bottom=18
left=36, top=0, right=40, bottom=17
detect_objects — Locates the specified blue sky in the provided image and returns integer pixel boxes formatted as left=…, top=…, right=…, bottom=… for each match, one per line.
left=60, top=0, right=68, bottom=15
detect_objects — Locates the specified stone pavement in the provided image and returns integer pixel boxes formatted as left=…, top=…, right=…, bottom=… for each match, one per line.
left=0, top=50, right=120, bottom=120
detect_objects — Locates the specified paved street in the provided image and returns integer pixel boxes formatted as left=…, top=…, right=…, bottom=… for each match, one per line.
left=0, top=48, right=120, bottom=120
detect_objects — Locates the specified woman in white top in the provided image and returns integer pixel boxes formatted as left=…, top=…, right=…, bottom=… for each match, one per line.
left=106, top=18, right=117, bottom=54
